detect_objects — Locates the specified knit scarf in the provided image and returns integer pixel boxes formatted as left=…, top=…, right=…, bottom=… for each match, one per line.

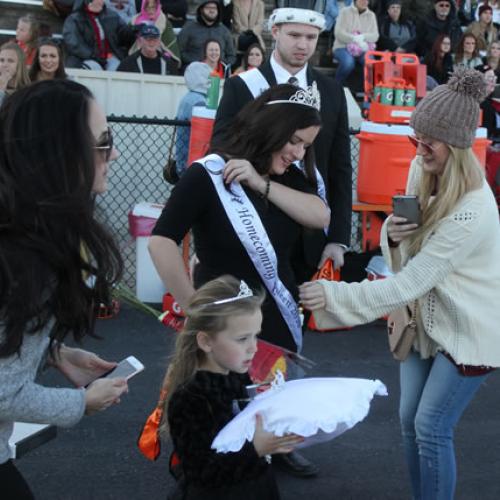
left=85, top=6, right=110, bottom=61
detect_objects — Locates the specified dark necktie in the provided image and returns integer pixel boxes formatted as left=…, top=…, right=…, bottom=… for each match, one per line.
left=288, top=76, right=299, bottom=86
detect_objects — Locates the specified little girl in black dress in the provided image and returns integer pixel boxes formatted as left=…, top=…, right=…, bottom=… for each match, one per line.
left=162, top=275, right=304, bottom=500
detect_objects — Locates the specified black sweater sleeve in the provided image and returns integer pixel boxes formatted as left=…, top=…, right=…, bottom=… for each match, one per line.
left=167, top=385, right=268, bottom=488
left=152, top=164, right=210, bottom=243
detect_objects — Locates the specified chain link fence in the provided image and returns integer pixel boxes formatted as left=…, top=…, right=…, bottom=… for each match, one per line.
left=96, top=116, right=363, bottom=288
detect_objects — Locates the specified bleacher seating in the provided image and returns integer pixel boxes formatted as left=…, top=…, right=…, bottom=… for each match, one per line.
left=0, top=0, right=335, bottom=68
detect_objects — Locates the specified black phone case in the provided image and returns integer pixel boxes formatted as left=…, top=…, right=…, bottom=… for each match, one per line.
left=393, top=196, right=421, bottom=224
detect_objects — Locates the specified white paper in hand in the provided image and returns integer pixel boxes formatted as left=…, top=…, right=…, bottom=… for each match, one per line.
left=211, top=375, right=388, bottom=453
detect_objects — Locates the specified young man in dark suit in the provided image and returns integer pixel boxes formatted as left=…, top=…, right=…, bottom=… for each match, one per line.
left=212, top=5, right=353, bottom=478
left=214, top=6, right=352, bottom=281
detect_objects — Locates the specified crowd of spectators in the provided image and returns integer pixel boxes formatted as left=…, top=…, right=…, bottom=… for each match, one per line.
left=3, top=0, right=500, bottom=138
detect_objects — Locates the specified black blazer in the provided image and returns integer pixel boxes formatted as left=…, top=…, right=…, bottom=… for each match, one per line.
left=213, top=61, right=353, bottom=268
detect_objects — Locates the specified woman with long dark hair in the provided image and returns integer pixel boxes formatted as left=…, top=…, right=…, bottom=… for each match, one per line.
left=424, top=33, right=454, bottom=89
left=0, top=80, right=128, bottom=498
left=233, top=43, right=265, bottom=74
left=29, top=39, right=68, bottom=82
left=149, top=83, right=329, bottom=353
left=452, top=32, right=482, bottom=70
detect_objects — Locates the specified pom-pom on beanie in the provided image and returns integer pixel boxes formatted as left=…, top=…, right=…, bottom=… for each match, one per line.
left=409, top=68, right=488, bottom=148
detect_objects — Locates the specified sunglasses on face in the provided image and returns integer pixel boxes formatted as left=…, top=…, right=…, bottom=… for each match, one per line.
left=408, top=135, right=436, bottom=154
left=93, top=126, right=114, bottom=161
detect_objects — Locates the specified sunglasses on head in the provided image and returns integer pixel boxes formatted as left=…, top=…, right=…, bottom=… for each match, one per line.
left=408, top=135, right=436, bottom=154
left=94, top=126, right=114, bottom=161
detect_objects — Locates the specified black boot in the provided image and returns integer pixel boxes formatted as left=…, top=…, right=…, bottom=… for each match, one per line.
left=272, top=451, right=319, bottom=478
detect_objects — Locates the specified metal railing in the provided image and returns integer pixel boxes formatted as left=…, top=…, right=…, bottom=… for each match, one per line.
left=97, top=116, right=362, bottom=288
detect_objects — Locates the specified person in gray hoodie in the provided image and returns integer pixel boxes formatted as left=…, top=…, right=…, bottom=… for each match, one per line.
left=177, top=0, right=236, bottom=69
left=173, top=61, right=211, bottom=180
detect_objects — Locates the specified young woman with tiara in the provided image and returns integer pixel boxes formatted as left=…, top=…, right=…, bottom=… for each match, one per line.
left=163, top=275, right=304, bottom=499
left=150, top=83, right=329, bottom=354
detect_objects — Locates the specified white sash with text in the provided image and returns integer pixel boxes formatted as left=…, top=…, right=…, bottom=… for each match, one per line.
left=200, top=154, right=303, bottom=351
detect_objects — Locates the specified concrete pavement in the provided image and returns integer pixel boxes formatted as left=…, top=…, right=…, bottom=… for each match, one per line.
left=17, top=305, right=500, bottom=500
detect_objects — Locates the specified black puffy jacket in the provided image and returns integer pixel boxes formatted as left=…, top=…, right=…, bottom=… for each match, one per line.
left=63, top=0, right=135, bottom=67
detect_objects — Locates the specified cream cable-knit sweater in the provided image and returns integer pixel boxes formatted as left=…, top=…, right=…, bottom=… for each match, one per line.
left=333, top=5, right=379, bottom=51
left=313, top=157, right=500, bottom=367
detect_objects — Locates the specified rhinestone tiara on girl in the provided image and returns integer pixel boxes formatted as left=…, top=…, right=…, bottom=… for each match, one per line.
left=211, top=280, right=254, bottom=305
left=266, top=81, right=321, bottom=111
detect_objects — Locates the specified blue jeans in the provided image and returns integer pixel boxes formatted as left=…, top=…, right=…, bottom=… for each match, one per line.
left=333, top=48, right=365, bottom=84
left=399, top=351, right=490, bottom=500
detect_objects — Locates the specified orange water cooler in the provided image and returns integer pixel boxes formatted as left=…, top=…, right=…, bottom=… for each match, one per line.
left=356, top=122, right=490, bottom=205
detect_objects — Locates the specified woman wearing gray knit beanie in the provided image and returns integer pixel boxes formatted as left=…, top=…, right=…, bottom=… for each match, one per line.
left=300, top=67, right=500, bottom=500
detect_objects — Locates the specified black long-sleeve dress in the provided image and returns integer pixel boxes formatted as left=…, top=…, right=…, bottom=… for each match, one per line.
left=167, top=370, right=280, bottom=500
left=152, top=162, right=318, bottom=352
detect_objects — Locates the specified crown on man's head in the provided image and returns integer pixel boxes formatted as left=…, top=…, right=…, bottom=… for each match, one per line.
left=266, top=82, right=321, bottom=111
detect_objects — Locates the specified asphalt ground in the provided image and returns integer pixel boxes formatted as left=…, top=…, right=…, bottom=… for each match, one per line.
left=17, top=305, right=500, bottom=500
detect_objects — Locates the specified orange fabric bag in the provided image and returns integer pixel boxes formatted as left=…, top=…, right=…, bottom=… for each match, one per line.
left=137, top=389, right=167, bottom=461
left=306, top=259, right=350, bottom=332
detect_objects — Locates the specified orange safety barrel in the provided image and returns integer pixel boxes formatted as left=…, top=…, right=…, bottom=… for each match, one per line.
left=187, top=106, right=216, bottom=166
left=356, top=122, right=490, bottom=204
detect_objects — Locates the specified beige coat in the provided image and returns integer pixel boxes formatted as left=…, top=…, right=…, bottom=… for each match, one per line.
left=313, top=157, right=500, bottom=367
left=231, top=0, right=265, bottom=50
left=333, top=5, right=379, bottom=51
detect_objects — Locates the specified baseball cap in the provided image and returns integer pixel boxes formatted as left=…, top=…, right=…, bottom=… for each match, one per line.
left=139, top=24, right=161, bottom=39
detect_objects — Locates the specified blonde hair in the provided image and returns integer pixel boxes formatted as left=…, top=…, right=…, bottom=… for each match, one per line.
left=0, top=42, right=30, bottom=91
left=159, top=275, right=265, bottom=437
left=18, top=14, right=40, bottom=49
left=406, top=147, right=484, bottom=256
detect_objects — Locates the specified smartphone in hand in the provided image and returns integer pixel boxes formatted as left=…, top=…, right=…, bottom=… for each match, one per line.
left=392, top=195, right=421, bottom=225
left=103, top=356, right=144, bottom=381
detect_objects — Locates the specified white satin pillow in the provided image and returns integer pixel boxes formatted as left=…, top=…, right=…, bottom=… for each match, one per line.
left=212, top=377, right=388, bottom=453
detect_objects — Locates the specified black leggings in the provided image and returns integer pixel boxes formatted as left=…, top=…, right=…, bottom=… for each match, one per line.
left=0, top=459, right=34, bottom=499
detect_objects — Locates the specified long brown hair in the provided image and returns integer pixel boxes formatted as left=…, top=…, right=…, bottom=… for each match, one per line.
left=427, top=34, right=451, bottom=73
left=159, top=275, right=265, bottom=437
left=29, top=39, right=67, bottom=81
left=211, top=84, right=322, bottom=187
left=454, top=33, right=480, bottom=63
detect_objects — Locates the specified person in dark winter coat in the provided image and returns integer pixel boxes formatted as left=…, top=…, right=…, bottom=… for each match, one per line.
left=416, top=0, right=462, bottom=58
left=177, top=0, right=236, bottom=68
left=63, top=0, right=136, bottom=70
left=377, top=0, right=416, bottom=53
left=160, top=0, right=188, bottom=28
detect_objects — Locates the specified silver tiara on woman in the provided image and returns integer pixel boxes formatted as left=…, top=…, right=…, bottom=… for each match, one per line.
left=266, top=82, right=321, bottom=111
left=211, top=280, right=254, bottom=305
